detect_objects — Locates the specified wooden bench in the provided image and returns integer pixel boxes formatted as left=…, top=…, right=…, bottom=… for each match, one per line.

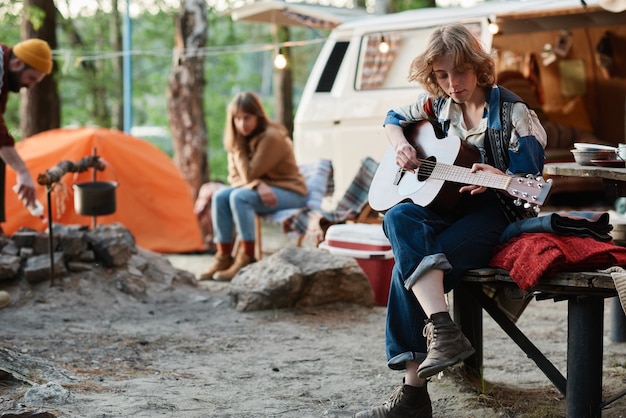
left=455, top=268, right=624, bottom=418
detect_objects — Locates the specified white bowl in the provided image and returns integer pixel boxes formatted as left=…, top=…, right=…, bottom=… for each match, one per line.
left=571, top=149, right=618, bottom=166
left=574, top=142, right=617, bottom=152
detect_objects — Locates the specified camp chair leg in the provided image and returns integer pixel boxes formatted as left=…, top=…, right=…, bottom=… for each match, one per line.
left=232, top=238, right=241, bottom=258
left=255, top=214, right=263, bottom=260
left=355, top=202, right=382, bottom=224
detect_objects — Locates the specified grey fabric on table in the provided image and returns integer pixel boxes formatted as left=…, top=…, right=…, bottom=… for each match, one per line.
left=499, top=211, right=613, bottom=244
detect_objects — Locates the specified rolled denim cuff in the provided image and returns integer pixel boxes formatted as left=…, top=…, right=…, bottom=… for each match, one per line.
left=387, top=351, right=428, bottom=371
left=404, top=253, right=452, bottom=290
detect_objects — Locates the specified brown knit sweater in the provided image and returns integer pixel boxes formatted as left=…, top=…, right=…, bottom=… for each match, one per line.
left=227, top=125, right=307, bottom=196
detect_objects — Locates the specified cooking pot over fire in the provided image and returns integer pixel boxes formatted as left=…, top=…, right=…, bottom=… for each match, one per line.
left=73, top=181, right=118, bottom=216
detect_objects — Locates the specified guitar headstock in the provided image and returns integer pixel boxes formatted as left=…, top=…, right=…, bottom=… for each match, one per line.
left=507, top=175, right=553, bottom=212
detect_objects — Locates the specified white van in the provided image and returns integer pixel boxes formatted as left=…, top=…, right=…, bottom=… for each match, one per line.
left=293, top=0, right=626, bottom=204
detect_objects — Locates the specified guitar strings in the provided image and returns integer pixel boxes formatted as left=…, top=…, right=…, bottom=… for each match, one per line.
left=417, top=159, right=510, bottom=188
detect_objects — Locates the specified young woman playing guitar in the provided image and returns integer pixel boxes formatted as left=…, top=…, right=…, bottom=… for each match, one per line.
left=356, top=23, right=547, bottom=418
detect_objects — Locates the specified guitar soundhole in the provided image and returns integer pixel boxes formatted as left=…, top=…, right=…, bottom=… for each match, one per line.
left=417, top=156, right=436, bottom=182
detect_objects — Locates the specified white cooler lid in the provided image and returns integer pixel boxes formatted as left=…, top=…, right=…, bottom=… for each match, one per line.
left=318, top=242, right=394, bottom=259
left=325, top=223, right=390, bottom=247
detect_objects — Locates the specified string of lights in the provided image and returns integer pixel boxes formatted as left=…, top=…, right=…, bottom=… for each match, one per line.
left=50, top=38, right=326, bottom=64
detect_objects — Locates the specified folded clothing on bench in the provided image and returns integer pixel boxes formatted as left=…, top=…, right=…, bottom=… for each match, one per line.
left=490, top=233, right=626, bottom=290
left=499, top=211, right=613, bottom=244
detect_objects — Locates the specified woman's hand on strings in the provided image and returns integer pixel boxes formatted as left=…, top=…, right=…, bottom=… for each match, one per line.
left=395, top=142, right=420, bottom=172
left=459, top=163, right=505, bottom=195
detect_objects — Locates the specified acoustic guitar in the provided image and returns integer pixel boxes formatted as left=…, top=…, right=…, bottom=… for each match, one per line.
left=368, top=121, right=552, bottom=213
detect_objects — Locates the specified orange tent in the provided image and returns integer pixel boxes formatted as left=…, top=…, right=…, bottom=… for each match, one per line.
left=3, top=127, right=204, bottom=254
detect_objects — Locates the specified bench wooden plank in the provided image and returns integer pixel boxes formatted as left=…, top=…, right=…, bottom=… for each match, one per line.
left=458, top=267, right=622, bottom=417
left=463, top=269, right=616, bottom=294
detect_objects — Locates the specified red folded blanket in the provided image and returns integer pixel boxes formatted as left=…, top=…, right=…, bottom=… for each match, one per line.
left=489, top=233, right=626, bottom=290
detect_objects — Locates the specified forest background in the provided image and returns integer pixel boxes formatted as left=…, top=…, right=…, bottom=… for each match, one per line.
left=1, top=0, right=434, bottom=200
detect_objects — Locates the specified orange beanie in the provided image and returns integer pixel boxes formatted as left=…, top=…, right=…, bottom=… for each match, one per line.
left=13, top=39, right=53, bottom=74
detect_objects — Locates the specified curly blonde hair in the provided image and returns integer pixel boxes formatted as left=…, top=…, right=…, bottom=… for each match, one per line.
left=408, top=23, right=495, bottom=97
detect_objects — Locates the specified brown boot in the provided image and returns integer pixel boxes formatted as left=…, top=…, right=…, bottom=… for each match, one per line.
left=212, top=252, right=256, bottom=281
left=417, top=311, right=475, bottom=379
left=354, top=383, right=432, bottom=418
left=198, top=253, right=234, bottom=281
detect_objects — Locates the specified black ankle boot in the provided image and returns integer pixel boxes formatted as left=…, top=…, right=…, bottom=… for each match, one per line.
left=354, top=383, right=432, bottom=418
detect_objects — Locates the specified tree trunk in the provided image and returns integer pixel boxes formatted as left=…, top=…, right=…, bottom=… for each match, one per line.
left=20, top=0, right=60, bottom=138
left=167, top=0, right=209, bottom=200
left=273, top=25, right=294, bottom=138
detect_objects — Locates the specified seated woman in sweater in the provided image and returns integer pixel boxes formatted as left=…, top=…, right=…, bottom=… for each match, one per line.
left=199, top=92, right=308, bottom=281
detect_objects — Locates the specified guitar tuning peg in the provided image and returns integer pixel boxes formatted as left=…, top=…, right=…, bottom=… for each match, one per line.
left=536, top=176, right=544, bottom=182
left=514, top=198, right=522, bottom=206
left=523, top=202, right=531, bottom=209
left=534, top=205, right=541, bottom=213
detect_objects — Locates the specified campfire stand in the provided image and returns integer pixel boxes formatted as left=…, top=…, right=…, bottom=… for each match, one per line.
left=37, top=151, right=107, bottom=284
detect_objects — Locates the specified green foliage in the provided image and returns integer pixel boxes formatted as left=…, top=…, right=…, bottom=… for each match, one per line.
left=25, top=5, right=46, bottom=30
left=2, top=3, right=326, bottom=183
left=388, top=0, right=436, bottom=13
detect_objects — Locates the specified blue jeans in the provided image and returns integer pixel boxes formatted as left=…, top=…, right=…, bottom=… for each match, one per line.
left=212, top=186, right=308, bottom=243
left=382, top=191, right=509, bottom=370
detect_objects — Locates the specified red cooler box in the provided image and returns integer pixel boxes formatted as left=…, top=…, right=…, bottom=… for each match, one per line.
left=319, top=223, right=394, bottom=306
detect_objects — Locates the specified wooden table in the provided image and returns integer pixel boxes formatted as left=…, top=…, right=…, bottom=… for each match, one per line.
left=544, top=162, right=626, bottom=189
left=456, top=269, right=622, bottom=418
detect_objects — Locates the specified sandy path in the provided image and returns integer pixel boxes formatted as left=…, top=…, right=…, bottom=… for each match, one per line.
left=0, top=246, right=625, bottom=417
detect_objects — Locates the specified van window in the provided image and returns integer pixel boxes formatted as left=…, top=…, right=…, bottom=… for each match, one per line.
left=315, top=41, right=349, bottom=93
left=355, top=23, right=483, bottom=91
left=355, top=29, right=429, bottom=90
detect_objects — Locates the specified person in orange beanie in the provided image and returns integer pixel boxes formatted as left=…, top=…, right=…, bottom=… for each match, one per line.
left=0, top=38, right=53, bottom=226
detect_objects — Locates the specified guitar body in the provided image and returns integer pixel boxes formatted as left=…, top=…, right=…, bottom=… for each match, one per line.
left=369, top=121, right=552, bottom=213
left=368, top=122, right=481, bottom=213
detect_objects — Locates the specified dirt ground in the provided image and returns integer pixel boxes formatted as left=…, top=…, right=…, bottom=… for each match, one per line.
left=2, top=225, right=626, bottom=418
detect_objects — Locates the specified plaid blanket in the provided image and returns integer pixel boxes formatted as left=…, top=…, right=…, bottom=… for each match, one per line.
left=280, top=157, right=379, bottom=242
left=263, top=158, right=334, bottom=230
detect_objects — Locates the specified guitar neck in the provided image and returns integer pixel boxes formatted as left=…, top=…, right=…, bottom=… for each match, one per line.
left=419, top=159, right=510, bottom=190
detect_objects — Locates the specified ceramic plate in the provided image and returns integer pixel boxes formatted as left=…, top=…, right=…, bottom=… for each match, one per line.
left=574, top=143, right=618, bottom=151
left=591, top=159, right=626, bottom=168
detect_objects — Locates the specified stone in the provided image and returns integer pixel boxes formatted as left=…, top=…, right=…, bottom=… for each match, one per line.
left=2, top=240, right=21, bottom=256
left=32, top=231, right=58, bottom=255
left=9, top=230, right=36, bottom=249
left=23, top=252, right=67, bottom=284
left=57, top=225, right=89, bottom=257
left=23, top=381, right=74, bottom=406
left=0, top=254, right=22, bottom=280
left=0, top=290, right=11, bottom=308
left=88, top=224, right=135, bottom=267
left=114, top=271, right=148, bottom=299
left=229, top=247, right=374, bottom=311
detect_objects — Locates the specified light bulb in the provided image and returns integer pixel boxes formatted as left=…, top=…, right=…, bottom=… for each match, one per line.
left=487, top=17, right=499, bottom=35
left=274, top=53, right=287, bottom=70
left=379, top=40, right=390, bottom=54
